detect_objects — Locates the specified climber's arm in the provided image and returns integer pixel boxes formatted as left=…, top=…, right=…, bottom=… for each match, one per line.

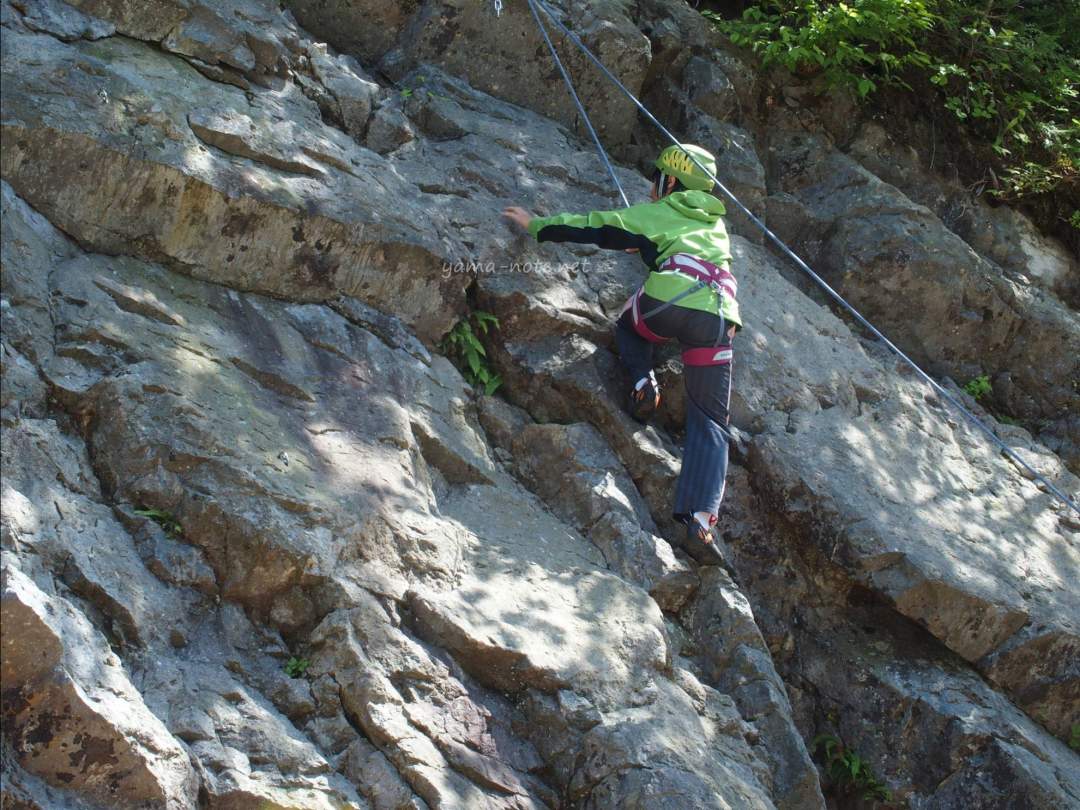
left=526, top=204, right=658, bottom=256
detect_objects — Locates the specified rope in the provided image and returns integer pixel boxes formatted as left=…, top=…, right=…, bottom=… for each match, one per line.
left=526, top=0, right=1080, bottom=517
left=525, top=0, right=630, bottom=207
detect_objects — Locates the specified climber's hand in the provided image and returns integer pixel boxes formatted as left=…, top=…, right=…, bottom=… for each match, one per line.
left=502, top=206, right=533, bottom=231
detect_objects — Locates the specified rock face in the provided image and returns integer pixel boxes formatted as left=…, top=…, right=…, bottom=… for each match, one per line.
left=2, top=1, right=1078, bottom=810
left=2, top=565, right=199, bottom=808
left=764, top=129, right=1080, bottom=475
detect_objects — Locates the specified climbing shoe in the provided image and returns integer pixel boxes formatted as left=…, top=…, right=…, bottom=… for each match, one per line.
left=628, top=372, right=661, bottom=424
left=680, top=514, right=721, bottom=565
left=679, top=514, right=738, bottom=579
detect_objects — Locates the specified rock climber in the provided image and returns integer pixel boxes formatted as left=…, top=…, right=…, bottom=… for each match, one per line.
left=502, top=144, right=740, bottom=567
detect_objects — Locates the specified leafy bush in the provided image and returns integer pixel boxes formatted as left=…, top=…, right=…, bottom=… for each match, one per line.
left=927, top=0, right=1079, bottom=203
left=963, top=374, right=992, bottom=400
left=284, top=657, right=310, bottom=678
left=439, top=310, right=503, bottom=395
left=812, top=734, right=892, bottom=803
left=707, top=0, right=937, bottom=98
left=706, top=0, right=1079, bottom=221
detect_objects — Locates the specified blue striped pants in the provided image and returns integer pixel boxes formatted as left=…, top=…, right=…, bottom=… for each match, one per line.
left=615, top=290, right=734, bottom=523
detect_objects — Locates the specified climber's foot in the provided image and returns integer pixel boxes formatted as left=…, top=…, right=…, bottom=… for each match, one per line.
left=628, top=372, right=661, bottom=424
left=680, top=514, right=720, bottom=565
left=680, top=515, right=739, bottom=579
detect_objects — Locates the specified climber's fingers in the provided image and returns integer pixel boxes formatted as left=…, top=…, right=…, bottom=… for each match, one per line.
left=502, top=206, right=533, bottom=230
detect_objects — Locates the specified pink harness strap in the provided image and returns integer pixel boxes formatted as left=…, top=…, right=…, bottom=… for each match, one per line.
left=658, top=254, right=738, bottom=300
left=682, top=346, right=733, bottom=366
left=630, top=288, right=670, bottom=344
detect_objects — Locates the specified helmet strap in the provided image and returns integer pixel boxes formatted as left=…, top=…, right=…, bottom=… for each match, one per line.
left=655, top=171, right=668, bottom=197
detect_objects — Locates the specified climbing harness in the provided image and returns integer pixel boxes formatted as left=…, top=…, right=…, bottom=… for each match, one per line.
left=518, top=0, right=1080, bottom=517
left=631, top=253, right=735, bottom=366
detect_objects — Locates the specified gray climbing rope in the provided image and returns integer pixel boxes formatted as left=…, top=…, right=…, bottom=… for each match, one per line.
left=521, top=0, right=1080, bottom=517
left=525, top=0, right=630, bottom=207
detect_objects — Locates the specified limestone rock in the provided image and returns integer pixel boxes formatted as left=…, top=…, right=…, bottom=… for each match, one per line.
left=481, top=403, right=698, bottom=612
left=286, top=0, right=651, bottom=148
left=8, top=0, right=115, bottom=40
left=848, top=122, right=1079, bottom=305
left=569, top=679, right=774, bottom=810
left=1, top=562, right=199, bottom=808
left=686, top=116, right=766, bottom=242
left=765, top=129, right=1080, bottom=473
left=66, top=0, right=301, bottom=81
left=307, top=42, right=380, bottom=139
left=408, top=481, right=668, bottom=705
left=683, top=55, right=737, bottom=122
left=1, top=341, right=46, bottom=424
left=366, top=101, right=416, bottom=155
left=0, top=29, right=467, bottom=344
left=682, top=570, right=824, bottom=810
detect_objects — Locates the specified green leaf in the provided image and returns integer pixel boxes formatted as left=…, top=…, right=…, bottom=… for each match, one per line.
left=134, top=508, right=182, bottom=536
left=466, top=350, right=482, bottom=376
left=474, top=311, right=500, bottom=328
left=284, top=656, right=310, bottom=678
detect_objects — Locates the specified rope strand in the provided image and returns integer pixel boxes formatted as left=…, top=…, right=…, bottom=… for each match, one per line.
left=526, top=0, right=629, bottom=207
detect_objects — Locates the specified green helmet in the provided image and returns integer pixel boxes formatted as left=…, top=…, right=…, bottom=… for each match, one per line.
left=654, top=144, right=716, bottom=192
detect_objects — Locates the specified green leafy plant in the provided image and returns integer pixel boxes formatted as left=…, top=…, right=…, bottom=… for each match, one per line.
left=704, top=1, right=937, bottom=99
left=1069, top=723, right=1080, bottom=751
left=963, top=374, right=992, bottom=401
left=705, top=1, right=1080, bottom=226
left=135, top=508, right=182, bottom=537
left=440, top=310, right=503, bottom=395
left=284, top=657, right=310, bottom=678
left=928, top=0, right=1079, bottom=204
left=813, top=734, right=892, bottom=803
left=399, top=75, right=449, bottom=101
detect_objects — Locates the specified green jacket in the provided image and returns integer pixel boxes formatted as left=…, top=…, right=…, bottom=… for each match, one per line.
left=527, top=190, right=741, bottom=327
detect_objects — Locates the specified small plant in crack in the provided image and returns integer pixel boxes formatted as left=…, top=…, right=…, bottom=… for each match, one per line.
left=1069, top=723, right=1079, bottom=752
left=812, top=734, right=892, bottom=804
left=439, top=310, right=502, bottom=395
left=962, top=374, right=992, bottom=401
left=399, top=75, right=449, bottom=101
left=959, top=374, right=1024, bottom=427
left=135, top=507, right=182, bottom=538
left=284, top=656, right=311, bottom=678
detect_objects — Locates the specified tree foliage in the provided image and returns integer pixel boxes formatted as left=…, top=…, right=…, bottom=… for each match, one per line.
left=706, top=0, right=1080, bottom=226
